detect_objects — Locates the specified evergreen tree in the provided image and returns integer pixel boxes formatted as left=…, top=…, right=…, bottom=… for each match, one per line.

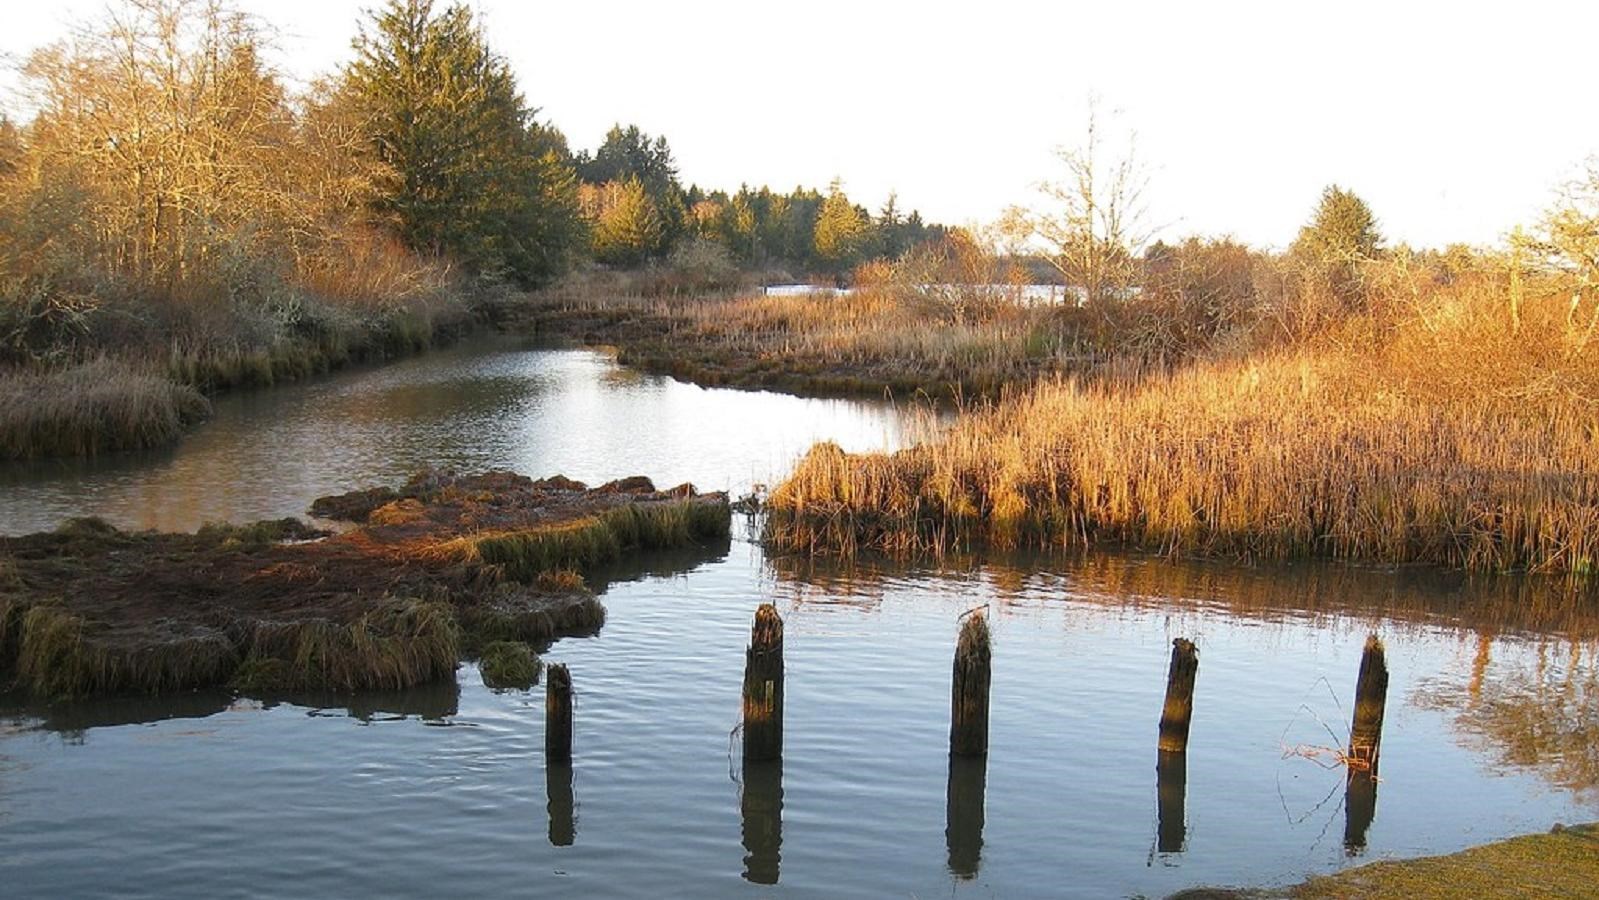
left=813, top=179, right=868, bottom=274
left=587, top=176, right=663, bottom=266
left=1293, top=185, right=1383, bottom=263
left=577, top=124, right=685, bottom=253
left=345, top=0, right=580, bottom=286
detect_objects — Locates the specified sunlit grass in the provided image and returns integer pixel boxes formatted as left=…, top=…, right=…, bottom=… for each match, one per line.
left=766, top=274, right=1599, bottom=578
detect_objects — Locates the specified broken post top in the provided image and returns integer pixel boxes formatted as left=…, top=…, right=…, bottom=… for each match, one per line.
left=751, top=603, right=783, bottom=650
left=1354, top=634, right=1389, bottom=702
left=957, top=612, right=991, bottom=663
left=1361, top=634, right=1386, bottom=665
left=1172, top=637, right=1197, bottom=657
left=548, top=662, right=572, bottom=691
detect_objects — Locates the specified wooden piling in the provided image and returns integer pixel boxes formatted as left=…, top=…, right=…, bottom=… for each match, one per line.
left=546, top=663, right=573, bottom=764
left=1157, top=637, right=1199, bottom=754
left=1347, top=634, right=1389, bottom=773
left=742, top=604, right=784, bottom=761
left=950, top=612, right=992, bottom=757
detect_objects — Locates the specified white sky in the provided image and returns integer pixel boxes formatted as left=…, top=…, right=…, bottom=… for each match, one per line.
left=4, top=0, right=1597, bottom=250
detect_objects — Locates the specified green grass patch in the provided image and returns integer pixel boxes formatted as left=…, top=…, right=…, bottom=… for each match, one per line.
left=478, top=641, right=540, bottom=690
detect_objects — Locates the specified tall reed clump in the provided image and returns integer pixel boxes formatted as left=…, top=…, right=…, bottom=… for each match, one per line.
left=766, top=349, right=1599, bottom=578
left=0, top=358, right=211, bottom=459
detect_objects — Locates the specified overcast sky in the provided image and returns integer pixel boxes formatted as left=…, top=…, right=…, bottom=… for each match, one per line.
left=5, top=0, right=1596, bottom=250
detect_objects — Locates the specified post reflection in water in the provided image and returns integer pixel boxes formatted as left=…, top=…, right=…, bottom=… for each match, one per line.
left=741, top=759, right=783, bottom=884
left=1155, top=750, right=1187, bottom=854
left=946, top=753, right=987, bottom=878
left=546, top=762, right=575, bottom=847
left=1344, top=769, right=1377, bottom=854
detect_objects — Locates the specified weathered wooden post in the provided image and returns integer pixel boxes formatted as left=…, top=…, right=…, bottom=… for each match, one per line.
left=1344, top=634, right=1387, bottom=854
left=1157, top=638, right=1199, bottom=754
left=743, top=604, right=784, bottom=761
left=546, top=663, right=573, bottom=764
left=740, top=759, right=783, bottom=885
left=1347, top=634, right=1388, bottom=773
left=546, top=762, right=575, bottom=847
left=945, top=753, right=987, bottom=878
left=950, top=612, right=992, bottom=757
left=1154, top=638, right=1196, bottom=854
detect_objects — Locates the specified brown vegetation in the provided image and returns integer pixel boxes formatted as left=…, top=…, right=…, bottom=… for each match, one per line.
left=0, top=358, right=211, bottom=459
left=764, top=254, right=1599, bottom=581
left=522, top=258, right=1065, bottom=400
left=0, top=470, right=730, bottom=699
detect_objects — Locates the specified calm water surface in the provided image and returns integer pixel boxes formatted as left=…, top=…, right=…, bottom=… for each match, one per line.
left=2, top=343, right=1596, bottom=897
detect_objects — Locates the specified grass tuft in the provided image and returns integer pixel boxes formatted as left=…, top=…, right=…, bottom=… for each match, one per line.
left=478, top=640, right=541, bottom=690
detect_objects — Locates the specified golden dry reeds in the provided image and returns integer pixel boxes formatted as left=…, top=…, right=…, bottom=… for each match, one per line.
left=766, top=285, right=1599, bottom=578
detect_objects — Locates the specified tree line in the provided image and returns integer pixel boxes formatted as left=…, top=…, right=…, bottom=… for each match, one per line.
left=0, top=0, right=942, bottom=314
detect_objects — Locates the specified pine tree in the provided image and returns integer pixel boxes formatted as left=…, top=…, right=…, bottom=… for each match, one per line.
left=345, top=0, right=580, bottom=286
left=588, top=177, right=663, bottom=266
left=813, top=179, right=868, bottom=275
left=1293, top=185, right=1383, bottom=263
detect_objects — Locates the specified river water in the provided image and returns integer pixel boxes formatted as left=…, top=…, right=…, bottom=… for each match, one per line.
left=2, top=341, right=1595, bottom=897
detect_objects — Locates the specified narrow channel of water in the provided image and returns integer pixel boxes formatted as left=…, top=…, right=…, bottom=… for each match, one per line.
left=1, top=343, right=1594, bottom=897
left=0, top=338, right=912, bottom=535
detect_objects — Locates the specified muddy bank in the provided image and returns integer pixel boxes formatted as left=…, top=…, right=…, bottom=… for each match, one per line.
left=0, top=469, right=729, bottom=699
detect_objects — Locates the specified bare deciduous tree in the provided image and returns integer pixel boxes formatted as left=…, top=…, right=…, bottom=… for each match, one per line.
left=1019, top=98, right=1153, bottom=308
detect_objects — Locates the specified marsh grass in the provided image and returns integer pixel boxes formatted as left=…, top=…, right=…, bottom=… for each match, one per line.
left=1291, top=823, right=1599, bottom=899
left=0, top=474, right=731, bottom=700
left=232, top=599, right=460, bottom=694
left=0, top=249, right=476, bottom=461
left=766, top=285, right=1599, bottom=578
left=524, top=281, right=1070, bottom=398
left=456, top=592, right=606, bottom=652
left=3, top=600, right=239, bottom=699
left=461, top=498, right=732, bottom=581
left=0, top=358, right=211, bottom=459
